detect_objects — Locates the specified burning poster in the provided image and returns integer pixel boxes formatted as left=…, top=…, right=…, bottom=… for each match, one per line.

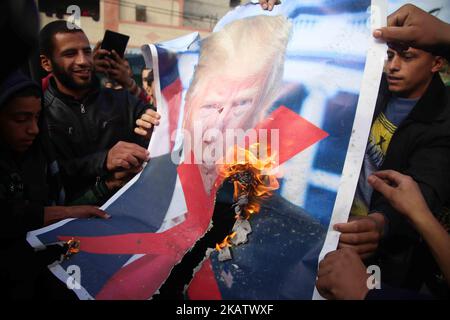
left=27, top=0, right=387, bottom=299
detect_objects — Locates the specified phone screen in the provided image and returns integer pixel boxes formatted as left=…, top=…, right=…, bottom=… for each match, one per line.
left=100, top=30, right=130, bottom=58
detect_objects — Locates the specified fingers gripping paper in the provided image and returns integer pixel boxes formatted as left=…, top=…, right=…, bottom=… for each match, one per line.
left=27, top=0, right=388, bottom=300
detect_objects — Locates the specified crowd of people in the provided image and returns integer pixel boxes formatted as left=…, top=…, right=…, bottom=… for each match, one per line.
left=0, top=1, right=449, bottom=299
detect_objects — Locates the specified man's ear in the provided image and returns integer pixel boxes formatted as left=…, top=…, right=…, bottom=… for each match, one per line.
left=40, top=55, right=53, bottom=73
left=431, top=56, right=445, bottom=73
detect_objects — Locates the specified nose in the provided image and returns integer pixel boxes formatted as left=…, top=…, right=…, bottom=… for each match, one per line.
left=216, top=104, right=233, bottom=129
left=388, top=54, right=401, bottom=72
left=75, top=51, right=90, bottom=66
left=27, top=118, right=39, bottom=137
left=203, top=106, right=229, bottom=144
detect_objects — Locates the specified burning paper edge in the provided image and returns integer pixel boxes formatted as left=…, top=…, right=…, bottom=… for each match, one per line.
left=183, top=219, right=253, bottom=296
left=179, top=222, right=217, bottom=298
left=152, top=218, right=215, bottom=299
left=312, top=0, right=387, bottom=300
left=213, top=143, right=280, bottom=260
left=181, top=247, right=216, bottom=297
left=230, top=219, right=252, bottom=246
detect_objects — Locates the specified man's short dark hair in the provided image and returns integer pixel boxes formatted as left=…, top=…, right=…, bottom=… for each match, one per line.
left=3, top=86, right=41, bottom=109
left=39, top=20, right=84, bottom=58
left=0, top=71, right=41, bottom=109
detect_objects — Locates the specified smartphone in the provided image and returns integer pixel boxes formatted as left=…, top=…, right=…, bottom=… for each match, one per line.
left=100, top=30, right=130, bottom=58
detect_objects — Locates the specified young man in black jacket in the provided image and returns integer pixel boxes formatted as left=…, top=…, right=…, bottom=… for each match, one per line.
left=336, top=44, right=450, bottom=293
left=39, top=21, right=159, bottom=204
left=0, top=71, right=112, bottom=298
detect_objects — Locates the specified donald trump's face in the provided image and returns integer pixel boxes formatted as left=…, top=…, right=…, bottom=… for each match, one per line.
left=186, top=63, right=272, bottom=192
left=182, top=15, right=291, bottom=193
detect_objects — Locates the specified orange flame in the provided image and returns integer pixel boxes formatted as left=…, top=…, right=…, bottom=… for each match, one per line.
left=216, top=232, right=237, bottom=251
left=63, top=238, right=80, bottom=259
left=215, top=144, right=279, bottom=252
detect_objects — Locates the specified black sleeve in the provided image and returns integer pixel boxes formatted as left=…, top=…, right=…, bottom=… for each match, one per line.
left=68, top=179, right=111, bottom=206
left=371, top=132, right=450, bottom=240
left=0, top=201, right=45, bottom=241
left=58, top=150, right=109, bottom=179
left=44, top=116, right=109, bottom=179
left=365, top=284, right=433, bottom=300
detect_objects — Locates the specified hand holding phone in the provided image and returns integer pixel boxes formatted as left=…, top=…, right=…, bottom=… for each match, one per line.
left=93, top=41, right=112, bottom=74
left=103, top=51, right=133, bottom=88
left=93, top=32, right=133, bottom=89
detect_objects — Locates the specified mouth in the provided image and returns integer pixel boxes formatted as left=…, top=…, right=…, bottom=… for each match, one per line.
left=387, top=75, right=402, bottom=83
left=72, top=69, right=91, bottom=78
left=21, top=139, right=34, bottom=146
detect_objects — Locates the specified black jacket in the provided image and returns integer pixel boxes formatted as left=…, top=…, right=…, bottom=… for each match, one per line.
left=43, top=78, right=151, bottom=203
left=0, top=141, right=48, bottom=245
left=0, top=139, right=77, bottom=299
left=370, top=73, right=450, bottom=291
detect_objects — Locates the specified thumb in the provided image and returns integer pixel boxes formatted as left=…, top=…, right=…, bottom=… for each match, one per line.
left=94, top=41, right=101, bottom=52
left=373, top=26, right=416, bottom=45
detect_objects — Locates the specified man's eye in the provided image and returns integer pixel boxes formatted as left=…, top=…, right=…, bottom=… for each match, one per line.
left=201, top=104, right=218, bottom=110
left=13, top=117, right=27, bottom=123
left=233, top=99, right=252, bottom=107
left=198, top=104, right=220, bottom=117
left=232, top=99, right=252, bottom=115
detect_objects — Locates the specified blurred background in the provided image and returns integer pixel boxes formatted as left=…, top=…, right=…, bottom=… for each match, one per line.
left=36, top=0, right=243, bottom=85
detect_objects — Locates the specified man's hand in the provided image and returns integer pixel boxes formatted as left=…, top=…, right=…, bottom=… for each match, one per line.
left=334, top=213, right=385, bottom=259
left=103, top=50, right=134, bottom=89
left=105, top=165, right=144, bottom=190
left=93, top=42, right=133, bottom=89
left=316, top=248, right=370, bottom=300
left=134, top=109, right=161, bottom=139
left=106, top=141, right=150, bottom=172
left=259, top=0, right=281, bottom=11
left=368, top=170, right=431, bottom=223
left=373, top=4, right=450, bottom=52
left=44, top=206, right=110, bottom=226
left=93, top=41, right=112, bottom=74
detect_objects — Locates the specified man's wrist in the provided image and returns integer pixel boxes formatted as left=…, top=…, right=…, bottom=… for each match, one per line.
left=434, top=23, right=450, bottom=60
left=128, top=78, right=139, bottom=95
left=409, top=208, right=434, bottom=229
left=125, top=77, right=134, bottom=90
left=438, top=23, right=450, bottom=47
left=97, top=177, right=114, bottom=194
left=358, top=280, right=371, bottom=300
left=44, top=206, right=68, bottom=225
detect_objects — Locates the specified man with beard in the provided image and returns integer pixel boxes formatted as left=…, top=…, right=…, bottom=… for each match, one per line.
left=39, top=21, right=159, bottom=204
